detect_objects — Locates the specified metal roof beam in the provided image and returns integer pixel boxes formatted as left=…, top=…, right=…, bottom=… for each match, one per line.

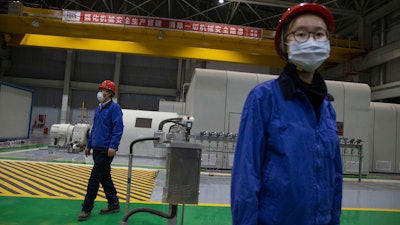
left=149, top=0, right=167, bottom=16
left=244, top=2, right=268, bottom=27
left=124, top=0, right=153, bottom=15
left=365, top=0, right=400, bottom=24
left=226, top=0, right=360, bottom=16
left=181, top=0, right=215, bottom=22
left=183, top=2, right=228, bottom=20
left=102, top=0, right=111, bottom=13
left=227, top=2, right=241, bottom=24
left=357, top=40, right=400, bottom=71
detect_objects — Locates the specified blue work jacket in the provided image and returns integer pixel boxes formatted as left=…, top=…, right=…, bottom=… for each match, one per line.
left=86, top=100, right=124, bottom=151
left=231, top=73, right=343, bottom=225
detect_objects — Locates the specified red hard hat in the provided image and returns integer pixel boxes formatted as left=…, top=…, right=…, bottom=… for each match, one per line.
left=274, top=3, right=335, bottom=60
left=98, top=80, right=116, bottom=94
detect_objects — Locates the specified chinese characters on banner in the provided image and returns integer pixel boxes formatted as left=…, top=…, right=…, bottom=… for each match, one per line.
left=62, top=10, right=263, bottom=39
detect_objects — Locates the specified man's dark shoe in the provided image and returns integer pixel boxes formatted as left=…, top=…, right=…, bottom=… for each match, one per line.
left=100, top=203, right=120, bottom=215
left=78, top=211, right=91, bottom=221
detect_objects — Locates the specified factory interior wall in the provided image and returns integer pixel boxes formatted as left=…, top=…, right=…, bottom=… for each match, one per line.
left=370, top=102, right=400, bottom=173
left=186, top=69, right=374, bottom=173
left=118, top=109, right=178, bottom=156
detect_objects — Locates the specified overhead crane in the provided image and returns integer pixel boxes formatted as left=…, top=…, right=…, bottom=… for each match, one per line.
left=0, top=5, right=365, bottom=68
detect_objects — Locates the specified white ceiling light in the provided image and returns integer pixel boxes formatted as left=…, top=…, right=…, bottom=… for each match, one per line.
left=158, top=30, right=164, bottom=40
left=31, top=18, right=39, bottom=27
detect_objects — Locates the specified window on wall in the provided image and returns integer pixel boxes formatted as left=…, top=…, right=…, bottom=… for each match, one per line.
left=135, top=118, right=152, bottom=128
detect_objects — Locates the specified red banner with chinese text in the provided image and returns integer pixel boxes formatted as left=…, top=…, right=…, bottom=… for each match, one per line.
left=62, top=10, right=263, bottom=39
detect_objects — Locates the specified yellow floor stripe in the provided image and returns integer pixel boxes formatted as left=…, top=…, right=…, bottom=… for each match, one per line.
left=26, top=163, right=88, bottom=196
left=1, top=161, right=156, bottom=201
left=0, top=173, right=33, bottom=195
left=4, top=163, right=81, bottom=197
left=0, top=171, right=44, bottom=196
left=0, top=160, right=159, bottom=202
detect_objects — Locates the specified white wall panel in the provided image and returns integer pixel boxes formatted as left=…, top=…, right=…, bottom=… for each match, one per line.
left=342, top=83, right=371, bottom=174
left=118, top=109, right=178, bottom=156
left=159, top=100, right=185, bottom=115
left=396, top=105, right=400, bottom=173
left=206, top=61, right=271, bottom=74
left=369, top=103, right=375, bottom=170
left=225, top=71, right=258, bottom=133
left=326, top=81, right=345, bottom=123
left=256, top=74, right=276, bottom=84
left=186, top=69, right=227, bottom=134
left=185, top=76, right=195, bottom=117
left=370, top=102, right=397, bottom=172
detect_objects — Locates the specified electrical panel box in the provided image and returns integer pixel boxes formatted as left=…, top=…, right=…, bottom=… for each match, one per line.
left=162, top=141, right=202, bottom=204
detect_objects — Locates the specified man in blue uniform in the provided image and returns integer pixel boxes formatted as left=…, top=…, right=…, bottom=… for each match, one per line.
left=78, top=80, right=124, bottom=221
left=231, top=3, right=343, bottom=225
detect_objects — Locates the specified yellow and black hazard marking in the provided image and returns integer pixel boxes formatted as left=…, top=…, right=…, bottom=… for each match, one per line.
left=0, top=160, right=159, bottom=202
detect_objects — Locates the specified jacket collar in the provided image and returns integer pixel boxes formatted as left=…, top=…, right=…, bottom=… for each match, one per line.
left=277, top=63, right=334, bottom=102
left=278, top=72, right=298, bottom=100
left=99, top=100, right=112, bottom=109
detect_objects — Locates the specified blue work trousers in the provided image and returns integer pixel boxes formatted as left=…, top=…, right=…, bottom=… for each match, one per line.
left=82, top=148, right=118, bottom=212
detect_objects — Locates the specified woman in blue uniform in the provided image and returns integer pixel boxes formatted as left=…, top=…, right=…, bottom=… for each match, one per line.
left=231, top=3, right=343, bottom=225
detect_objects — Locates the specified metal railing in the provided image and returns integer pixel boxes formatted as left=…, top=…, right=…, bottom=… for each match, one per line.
left=340, top=137, right=363, bottom=182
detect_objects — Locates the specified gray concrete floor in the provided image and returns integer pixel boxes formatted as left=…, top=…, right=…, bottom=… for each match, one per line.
left=1, top=136, right=400, bottom=210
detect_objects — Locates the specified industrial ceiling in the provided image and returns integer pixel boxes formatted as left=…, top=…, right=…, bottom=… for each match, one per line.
left=1, top=0, right=394, bottom=67
left=4, top=0, right=389, bottom=39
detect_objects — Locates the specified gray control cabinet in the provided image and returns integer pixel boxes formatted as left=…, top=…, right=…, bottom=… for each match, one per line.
left=162, top=141, right=202, bottom=204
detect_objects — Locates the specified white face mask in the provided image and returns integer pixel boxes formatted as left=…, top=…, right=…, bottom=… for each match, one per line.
left=97, top=91, right=105, bottom=103
left=288, top=38, right=330, bottom=72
